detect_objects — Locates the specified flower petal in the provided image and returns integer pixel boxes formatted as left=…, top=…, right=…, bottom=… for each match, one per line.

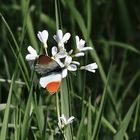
left=62, top=33, right=71, bottom=43
left=74, top=52, right=85, bottom=57
left=26, top=54, right=37, bottom=60
left=80, top=47, right=93, bottom=51
left=67, top=64, right=77, bottom=71
left=72, top=61, right=80, bottom=65
left=86, top=69, right=96, bottom=73
left=75, top=36, right=80, bottom=49
left=79, top=39, right=85, bottom=49
left=85, top=63, right=98, bottom=70
left=62, top=69, right=68, bottom=78
left=56, top=29, right=63, bottom=42
left=27, top=46, right=37, bottom=55
left=67, top=116, right=75, bottom=124
left=65, top=56, right=72, bottom=66
left=37, top=30, right=48, bottom=44
left=51, top=46, right=58, bottom=56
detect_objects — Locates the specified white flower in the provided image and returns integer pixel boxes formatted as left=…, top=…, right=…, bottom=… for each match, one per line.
left=80, top=63, right=98, bottom=73
left=51, top=46, right=67, bottom=59
left=25, top=46, right=38, bottom=61
left=75, top=36, right=93, bottom=51
left=59, top=114, right=75, bottom=128
left=62, top=56, right=78, bottom=78
left=53, top=29, right=71, bottom=49
left=37, top=30, right=48, bottom=48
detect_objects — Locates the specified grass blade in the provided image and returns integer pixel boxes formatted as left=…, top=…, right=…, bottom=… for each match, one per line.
left=21, top=87, right=33, bottom=140
left=92, top=67, right=110, bottom=140
left=114, top=95, right=139, bottom=140
left=76, top=108, right=87, bottom=140
left=99, top=39, right=140, bottom=54
left=72, top=92, right=117, bottom=135
left=87, top=96, right=92, bottom=140
left=133, top=95, right=140, bottom=132
left=60, top=79, right=72, bottom=140
left=117, top=71, right=140, bottom=110
left=0, top=72, right=17, bottom=140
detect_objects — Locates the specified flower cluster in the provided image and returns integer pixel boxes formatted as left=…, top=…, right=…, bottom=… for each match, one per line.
left=26, top=29, right=98, bottom=95
left=26, top=29, right=98, bottom=79
left=25, top=29, right=97, bottom=129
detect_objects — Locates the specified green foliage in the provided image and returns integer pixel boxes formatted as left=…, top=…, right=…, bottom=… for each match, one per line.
left=0, top=0, right=140, bottom=140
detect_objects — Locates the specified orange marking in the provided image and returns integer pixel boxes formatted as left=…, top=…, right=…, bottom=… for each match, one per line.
left=39, top=55, right=52, bottom=64
left=46, top=81, right=61, bottom=94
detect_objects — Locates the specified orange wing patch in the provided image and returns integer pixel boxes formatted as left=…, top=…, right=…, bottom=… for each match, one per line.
left=46, top=81, right=61, bottom=94
left=38, top=55, right=52, bottom=64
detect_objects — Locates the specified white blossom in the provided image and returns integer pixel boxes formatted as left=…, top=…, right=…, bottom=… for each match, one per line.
left=53, top=29, right=71, bottom=49
left=62, top=56, right=77, bottom=78
left=80, top=63, right=98, bottom=73
left=51, top=46, right=67, bottom=59
left=25, top=46, right=38, bottom=61
left=59, top=114, right=75, bottom=128
left=75, top=36, right=93, bottom=51
left=37, top=30, right=48, bottom=48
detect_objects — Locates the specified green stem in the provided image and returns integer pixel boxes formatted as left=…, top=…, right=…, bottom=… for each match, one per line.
left=44, top=47, right=48, bottom=56
left=56, top=93, right=61, bottom=126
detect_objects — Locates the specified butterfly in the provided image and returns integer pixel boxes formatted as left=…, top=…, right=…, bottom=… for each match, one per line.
left=35, top=55, right=63, bottom=94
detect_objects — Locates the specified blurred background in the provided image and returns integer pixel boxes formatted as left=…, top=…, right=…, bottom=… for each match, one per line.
left=0, top=0, right=139, bottom=106
left=0, top=0, right=140, bottom=139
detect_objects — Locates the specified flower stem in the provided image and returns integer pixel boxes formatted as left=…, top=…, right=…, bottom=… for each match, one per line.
left=44, top=47, right=48, bottom=56
left=56, top=93, right=61, bottom=126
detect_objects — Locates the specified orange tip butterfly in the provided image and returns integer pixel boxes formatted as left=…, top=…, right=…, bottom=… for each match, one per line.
left=35, top=55, right=62, bottom=94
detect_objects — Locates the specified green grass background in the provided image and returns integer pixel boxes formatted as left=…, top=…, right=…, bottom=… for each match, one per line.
left=0, top=0, right=140, bottom=140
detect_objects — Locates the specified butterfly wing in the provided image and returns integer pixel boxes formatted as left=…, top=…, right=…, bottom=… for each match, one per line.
left=35, top=55, right=62, bottom=75
left=39, top=73, right=62, bottom=94
left=35, top=55, right=62, bottom=94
